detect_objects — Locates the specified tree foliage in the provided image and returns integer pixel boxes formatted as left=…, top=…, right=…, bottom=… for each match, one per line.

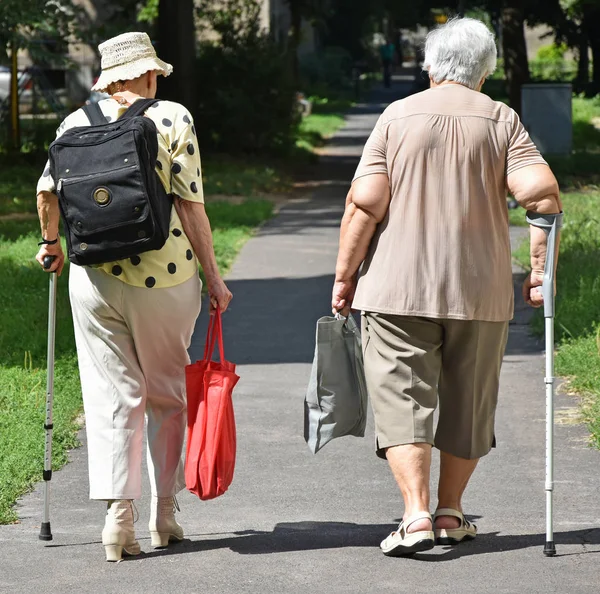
left=195, top=0, right=298, bottom=154
left=0, top=0, right=80, bottom=65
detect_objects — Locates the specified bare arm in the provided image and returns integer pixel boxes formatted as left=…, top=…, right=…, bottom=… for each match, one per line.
left=174, top=198, right=232, bottom=312
left=332, top=173, right=390, bottom=314
left=35, top=191, right=65, bottom=275
left=338, top=188, right=355, bottom=250
left=507, top=164, right=562, bottom=307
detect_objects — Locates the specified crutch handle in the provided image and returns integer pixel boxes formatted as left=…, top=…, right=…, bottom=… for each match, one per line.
left=43, top=256, right=56, bottom=270
left=525, top=212, right=563, bottom=318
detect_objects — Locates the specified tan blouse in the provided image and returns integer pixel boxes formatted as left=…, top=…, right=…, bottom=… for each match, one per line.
left=352, top=84, right=548, bottom=322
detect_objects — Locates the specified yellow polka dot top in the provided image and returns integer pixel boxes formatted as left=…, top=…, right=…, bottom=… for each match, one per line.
left=37, top=98, right=204, bottom=289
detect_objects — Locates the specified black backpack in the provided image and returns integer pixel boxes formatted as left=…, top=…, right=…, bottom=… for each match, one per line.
left=48, top=98, right=173, bottom=266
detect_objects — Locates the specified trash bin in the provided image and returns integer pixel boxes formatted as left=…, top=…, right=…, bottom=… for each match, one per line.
left=521, top=83, right=572, bottom=156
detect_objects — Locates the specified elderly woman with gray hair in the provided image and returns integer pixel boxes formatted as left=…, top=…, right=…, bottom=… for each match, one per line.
left=35, top=32, right=232, bottom=561
left=332, top=17, right=562, bottom=557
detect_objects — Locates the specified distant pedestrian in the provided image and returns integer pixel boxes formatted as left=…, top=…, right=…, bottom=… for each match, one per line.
left=379, top=39, right=395, bottom=89
left=332, top=17, right=562, bottom=557
left=35, top=32, right=232, bottom=562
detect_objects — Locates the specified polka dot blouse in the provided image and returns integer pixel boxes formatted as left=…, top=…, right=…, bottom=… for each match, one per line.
left=37, top=98, right=204, bottom=289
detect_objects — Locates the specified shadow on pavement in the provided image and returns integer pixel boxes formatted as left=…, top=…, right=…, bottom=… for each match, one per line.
left=414, top=527, right=600, bottom=562
left=190, top=274, right=541, bottom=365
left=141, top=521, right=396, bottom=558
left=120, top=522, right=600, bottom=560
left=189, top=275, right=335, bottom=365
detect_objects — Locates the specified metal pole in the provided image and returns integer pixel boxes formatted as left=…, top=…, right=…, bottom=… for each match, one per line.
left=543, top=315, right=556, bottom=556
left=39, top=257, right=57, bottom=541
left=10, top=39, right=20, bottom=150
left=525, top=211, right=562, bottom=557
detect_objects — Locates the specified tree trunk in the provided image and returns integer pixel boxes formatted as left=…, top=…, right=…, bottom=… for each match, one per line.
left=576, top=36, right=589, bottom=89
left=587, top=23, right=600, bottom=89
left=9, top=39, right=20, bottom=151
left=582, top=5, right=600, bottom=95
left=590, top=38, right=600, bottom=93
left=157, top=0, right=196, bottom=116
left=289, top=1, right=302, bottom=85
left=502, top=2, right=530, bottom=116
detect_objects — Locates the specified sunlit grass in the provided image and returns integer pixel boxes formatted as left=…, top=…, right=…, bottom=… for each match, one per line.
left=513, top=190, right=600, bottom=446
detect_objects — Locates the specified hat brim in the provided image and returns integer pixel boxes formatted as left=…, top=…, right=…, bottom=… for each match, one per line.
left=91, top=57, right=173, bottom=92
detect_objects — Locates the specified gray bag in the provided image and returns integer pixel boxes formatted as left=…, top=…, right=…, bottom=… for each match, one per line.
left=304, top=314, right=369, bottom=453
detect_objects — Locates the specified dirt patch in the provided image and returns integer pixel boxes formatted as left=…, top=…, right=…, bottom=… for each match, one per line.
left=0, top=213, right=37, bottom=221
left=206, top=192, right=309, bottom=214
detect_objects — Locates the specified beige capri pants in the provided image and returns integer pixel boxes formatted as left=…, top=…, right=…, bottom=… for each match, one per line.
left=69, top=264, right=202, bottom=500
left=362, top=313, right=509, bottom=460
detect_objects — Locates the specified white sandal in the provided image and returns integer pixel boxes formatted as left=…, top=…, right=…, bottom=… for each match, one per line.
left=380, top=512, right=435, bottom=557
left=434, top=508, right=477, bottom=545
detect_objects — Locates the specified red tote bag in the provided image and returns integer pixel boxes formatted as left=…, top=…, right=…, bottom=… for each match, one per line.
left=185, top=309, right=240, bottom=500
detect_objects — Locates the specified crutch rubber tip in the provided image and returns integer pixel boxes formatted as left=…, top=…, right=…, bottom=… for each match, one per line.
left=39, top=522, right=53, bottom=541
left=543, top=541, right=556, bottom=557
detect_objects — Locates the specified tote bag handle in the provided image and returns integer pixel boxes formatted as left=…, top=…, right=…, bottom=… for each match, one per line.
left=203, top=309, right=226, bottom=364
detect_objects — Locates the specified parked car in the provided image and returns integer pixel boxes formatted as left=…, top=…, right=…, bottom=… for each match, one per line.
left=0, top=67, right=33, bottom=104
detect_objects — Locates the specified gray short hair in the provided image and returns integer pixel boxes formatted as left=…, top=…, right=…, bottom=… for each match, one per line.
left=423, top=17, right=497, bottom=90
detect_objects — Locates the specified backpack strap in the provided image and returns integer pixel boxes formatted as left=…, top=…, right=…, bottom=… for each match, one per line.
left=82, top=102, right=108, bottom=126
left=118, top=98, right=160, bottom=120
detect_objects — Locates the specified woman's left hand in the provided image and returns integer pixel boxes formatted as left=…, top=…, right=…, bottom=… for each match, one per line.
left=36, top=240, right=66, bottom=276
left=208, top=277, right=233, bottom=313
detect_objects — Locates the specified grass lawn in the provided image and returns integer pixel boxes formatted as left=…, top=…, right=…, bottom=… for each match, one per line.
left=295, top=96, right=351, bottom=155
left=0, top=198, right=272, bottom=524
left=513, top=190, right=600, bottom=447
left=508, top=94, right=600, bottom=447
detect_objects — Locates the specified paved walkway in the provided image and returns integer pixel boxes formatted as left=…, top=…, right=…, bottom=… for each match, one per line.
left=1, top=82, right=599, bottom=594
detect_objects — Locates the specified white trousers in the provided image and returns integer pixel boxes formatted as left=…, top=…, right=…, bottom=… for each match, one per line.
left=69, top=265, right=202, bottom=500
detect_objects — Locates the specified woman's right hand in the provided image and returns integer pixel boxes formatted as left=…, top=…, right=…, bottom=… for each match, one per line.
left=208, top=277, right=233, bottom=313
left=36, top=240, right=66, bottom=276
left=332, top=277, right=357, bottom=317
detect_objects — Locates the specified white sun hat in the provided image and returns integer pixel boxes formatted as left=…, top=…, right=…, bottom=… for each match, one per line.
left=91, top=32, right=173, bottom=92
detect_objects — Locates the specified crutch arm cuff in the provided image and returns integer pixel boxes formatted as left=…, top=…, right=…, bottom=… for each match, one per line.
left=525, top=211, right=564, bottom=229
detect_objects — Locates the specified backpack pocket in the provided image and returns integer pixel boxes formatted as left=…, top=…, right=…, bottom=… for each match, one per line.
left=58, top=164, right=150, bottom=235
left=57, top=164, right=164, bottom=265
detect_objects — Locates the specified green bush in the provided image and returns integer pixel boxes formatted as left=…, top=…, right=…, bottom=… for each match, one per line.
left=530, top=43, right=577, bottom=82
left=0, top=117, right=58, bottom=156
left=195, top=0, right=298, bottom=155
left=299, top=46, right=354, bottom=98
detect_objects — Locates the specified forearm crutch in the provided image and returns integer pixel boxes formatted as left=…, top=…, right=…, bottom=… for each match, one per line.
left=39, top=255, right=57, bottom=541
left=525, top=211, right=563, bottom=557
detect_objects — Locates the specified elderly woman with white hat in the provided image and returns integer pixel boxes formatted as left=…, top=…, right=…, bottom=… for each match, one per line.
left=35, top=32, right=232, bottom=562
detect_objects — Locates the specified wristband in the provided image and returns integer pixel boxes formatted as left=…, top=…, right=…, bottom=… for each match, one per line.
left=38, top=238, right=58, bottom=246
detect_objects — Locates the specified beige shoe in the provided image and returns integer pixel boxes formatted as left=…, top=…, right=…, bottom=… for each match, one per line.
left=380, top=512, right=435, bottom=557
left=149, top=496, right=184, bottom=548
left=434, top=508, right=477, bottom=545
left=102, top=500, right=141, bottom=562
